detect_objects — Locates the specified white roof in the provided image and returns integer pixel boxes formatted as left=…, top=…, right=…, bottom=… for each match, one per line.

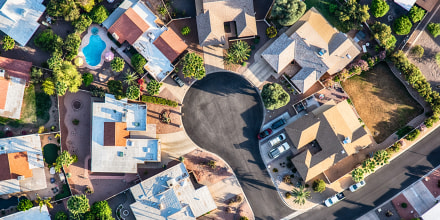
left=394, top=0, right=417, bottom=11
left=1, top=206, right=50, bottom=220
left=0, top=76, right=26, bottom=119
left=0, top=134, right=43, bottom=169
left=421, top=201, right=440, bottom=220
left=129, top=163, right=217, bottom=219
left=0, top=0, right=46, bottom=46
left=0, top=179, right=20, bottom=195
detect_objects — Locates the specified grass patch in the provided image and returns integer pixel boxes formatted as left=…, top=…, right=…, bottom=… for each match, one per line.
left=342, top=62, right=423, bottom=143
left=304, top=0, right=344, bottom=32
left=43, top=144, right=59, bottom=165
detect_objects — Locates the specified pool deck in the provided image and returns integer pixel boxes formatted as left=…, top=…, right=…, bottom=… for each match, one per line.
left=78, top=25, right=113, bottom=70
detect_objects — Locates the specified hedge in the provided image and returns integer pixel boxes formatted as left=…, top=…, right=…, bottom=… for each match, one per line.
left=405, top=129, right=420, bottom=141
left=141, top=95, right=178, bottom=107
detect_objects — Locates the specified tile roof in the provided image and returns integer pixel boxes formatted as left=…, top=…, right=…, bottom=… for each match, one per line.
left=0, top=56, right=32, bottom=82
left=8, top=152, right=32, bottom=179
left=108, top=7, right=150, bottom=44
left=153, top=27, right=188, bottom=62
left=0, top=77, right=9, bottom=109
left=0, top=154, right=11, bottom=181
left=103, top=122, right=130, bottom=146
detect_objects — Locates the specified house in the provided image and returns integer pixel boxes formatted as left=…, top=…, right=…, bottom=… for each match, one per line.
left=196, top=0, right=257, bottom=47
left=285, top=99, right=372, bottom=183
left=0, top=0, right=46, bottom=46
left=103, top=0, right=187, bottom=81
left=0, top=56, right=32, bottom=119
left=261, top=8, right=361, bottom=94
left=91, top=94, right=161, bottom=173
left=128, top=163, right=217, bottom=219
left=0, top=134, right=47, bottom=195
left=394, top=0, right=436, bottom=12
left=1, top=206, right=51, bottom=220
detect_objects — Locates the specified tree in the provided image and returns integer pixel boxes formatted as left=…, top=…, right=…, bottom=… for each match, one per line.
left=82, top=72, right=94, bottom=86
left=35, top=195, right=53, bottom=212
left=90, top=201, right=114, bottom=220
left=312, top=179, right=326, bottom=193
left=31, top=67, right=44, bottom=83
left=107, top=80, right=125, bottom=99
left=394, top=16, right=412, bottom=35
left=64, top=33, right=81, bottom=61
left=411, top=45, right=424, bottom=58
left=78, top=0, right=95, bottom=13
left=362, top=158, right=376, bottom=173
left=225, top=41, right=251, bottom=64
left=182, top=52, right=206, bottom=80
left=266, top=26, right=277, bottom=38
left=291, top=185, right=311, bottom=205
left=55, top=150, right=75, bottom=173
left=1, top=35, right=14, bottom=51
left=47, top=0, right=80, bottom=21
left=335, top=0, right=370, bottom=32
left=351, top=167, right=365, bottom=182
left=42, top=78, right=56, bottom=96
left=373, top=149, right=390, bottom=165
left=73, top=14, right=92, bottom=33
left=131, top=53, right=146, bottom=74
left=55, top=211, right=68, bottom=220
left=34, top=29, right=64, bottom=53
left=53, top=62, right=82, bottom=95
left=261, top=83, right=290, bottom=110
left=47, top=52, right=64, bottom=70
left=370, top=0, right=389, bottom=18
left=17, top=198, right=33, bottom=211
left=111, top=57, right=125, bottom=72
left=270, top=0, right=306, bottom=26
left=409, top=6, right=425, bottom=23
left=123, top=71, right=138, bottom=86
left=90, top=5, right=109, bottom=24
left=181, top=26, right=190, bottom=36
left=371, top=22, right=397, bottom=50
left=428, top=23, right=440, bottom=38
left=146, top=79, right=162, bottom=95
left=67, top=195, right=90, bottom=218
left=126, top=85, right=140, bottom=100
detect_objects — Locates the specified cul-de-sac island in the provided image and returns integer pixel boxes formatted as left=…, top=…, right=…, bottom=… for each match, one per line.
left=0, top=0, right=440, bottom=219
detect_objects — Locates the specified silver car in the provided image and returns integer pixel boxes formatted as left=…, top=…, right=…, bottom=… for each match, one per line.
left=268, top=142, right=290, bottom=159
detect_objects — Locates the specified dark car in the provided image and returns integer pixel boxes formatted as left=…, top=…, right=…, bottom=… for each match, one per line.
left=258, top=128, right=272, bottom=140
left=271, top=119, right=286, bottom=130
left=170, top=72, right=184, bottom=87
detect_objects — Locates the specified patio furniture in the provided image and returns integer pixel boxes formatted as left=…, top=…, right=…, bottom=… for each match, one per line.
left=50, top=178, right=55, bottom=183
left=50, top=167, right=55, bottom=175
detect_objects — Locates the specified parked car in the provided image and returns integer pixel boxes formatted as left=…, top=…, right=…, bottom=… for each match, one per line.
left=268, top=142, right=290, bottom=159
left=349, top=180, right=366, bottom=192
left=170, top=72, right=184, bottom=87
left=258, top=128, right=272, bottom=140
left=324, top=192, right=345, bottom=207
left=271, top=119, right=287, bottom=130
left=269, top=133, right=286, bottom=147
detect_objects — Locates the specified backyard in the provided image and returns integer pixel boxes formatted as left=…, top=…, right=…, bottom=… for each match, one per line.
left=304, top=0, right=344, bottom=32
left=342, top=62, right=423, bottom=143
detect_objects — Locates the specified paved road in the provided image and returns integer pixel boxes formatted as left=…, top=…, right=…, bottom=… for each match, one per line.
left=295, top=127, right=440, bottom=220
left=182, top=72, right=293, bottom=220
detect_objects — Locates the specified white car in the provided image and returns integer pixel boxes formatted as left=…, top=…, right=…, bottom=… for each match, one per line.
left=349, top=180, right=366, bottom=192
left=268, top=142, right=290, bottom=159
left=324, top=192, right=345, bottom=207
left=269, top=133, right=286, bottom=147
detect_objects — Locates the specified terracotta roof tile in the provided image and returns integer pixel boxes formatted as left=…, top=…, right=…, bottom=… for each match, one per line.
left=0, top=154, right=11, bottom=181
left=154, top=28, right=187, bottom=62
left=104, top=122, right=129, bottom=146
left=8, top=152, right=32, bottom=179
left=0, top=56, right=32, bottom=82
left=0, top=78, right=10, bottom=109
left=108, top=7, right=150, bottom=45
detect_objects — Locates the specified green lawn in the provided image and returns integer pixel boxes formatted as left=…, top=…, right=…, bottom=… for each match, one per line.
left=43, top=143, right=59, bottom=165
left=304, top=0, right=345, bottom=32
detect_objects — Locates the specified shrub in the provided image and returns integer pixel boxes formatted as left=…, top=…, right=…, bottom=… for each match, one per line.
left=90, top=201, right=113, bottom=219
left=261, top=83, right=290, bottom=110
left=428, top=23, right=440, bottom=38
left=47, top=0, right=80, bottom=21
left=411, top=45, right=424, bottom=58
left=64, top=33, right=82, bottom=61
left=82, top=72, right=94, bottom=86
left=107, top=80, right=124, bottom=100
left=396, top=126, right=414, bottom=138
left=1, top=35, right=14, bottom=51
left=55, top=151, right=75, bottom=173
left=270, top=0, right=306, bottom=26
left=34, top=29, right=63, bottom=53
left=90, top=5, right=109, bottom=24
left=141, top=95, right=178, bottom=107
left=351, top=167, right=365, bottom=182
left=31, top=67, right=44, bottom=83
left=73, top=14, right=92, bottom=33
left=207, top=160, right=216, bottom=169
left=42, top=78, right=56, bottom=96
left=371, top=0, right=389, bottom=18
left=240, top=217, right=249, bottom=220
left=272, top=168, right=278, bottom=172
left=89, top=85, right=106, bottom=98
left=55, top=211, right=68, bottom=220
left=409, top=6, right=425, bottom=23
left=425, top=115, right=439, bottom=128
left=266, top=26, right=277, bottom=38
left=312, top=179, right=326, bottom=193
left=181, top=26, right=190, bottom=36
left=67, top=195, right=90, bottom=217
left=182, top=53, right=206, bottom=80
left=401, top=202, right=408, bottom=208
left=72, top=119, right=79, bottom=125
left=405, top=129, right=420, bottom=141
left=53, top=62, right=83, bottom=95
left=126, top=85, right=140, bottom=100
left=111, top=57, right=125, bottom=72
left=225, top=41, right=251, bottom=64
left=146, top=79, right=162, bottom=95
left=285, top=192, right=291, bottom=198
left=38, top=126, right=46, bottom=134
left=17, top=198, right=33, bottom=211
left=394, top=16, right=412, bottom=35
left=335, top=0, right=370, bottom=32
left=79, top=0, right=95, bottom=13
left=371, top=22, right=396, bottom=50
left=131, top=53, right=146, bottom=74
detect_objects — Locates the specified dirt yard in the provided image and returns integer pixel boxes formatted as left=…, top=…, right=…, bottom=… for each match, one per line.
left=342, top=62, right=423, bottom=143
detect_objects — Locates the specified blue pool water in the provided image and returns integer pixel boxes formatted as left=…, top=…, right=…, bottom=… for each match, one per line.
left=83, top=34, right=106, bottom=66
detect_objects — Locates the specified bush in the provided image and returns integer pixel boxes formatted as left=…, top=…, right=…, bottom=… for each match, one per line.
left=225, top=40, right=251, bottom=64
left=72, top=119, right=79, bottom=125
left=34, top=29, right=63, bottom=53
left=126, top=85, right=140, bottom=100
left=141, top=95, right=178, bottom=107
left=401, top=202, right=408, bottom=208
left=47, top=0, right=80, bottom=21
left=428, top=23, right=440, bottom=38
left=38, top=126, right=46, bottom=134
left=64, top=33, right=81, bottom=61
left=182, top=53, right=206, bottom=80
left=371, top=0, right=389, bottom=18
left=181, top=26, right=190, bottom=36
left=394, top=16, right=412, bottom=35
left=396, top=126, right=414, bottom=138
left=17, top=198, right=33, bottom=211
left=335, top=0, right=370, bottom=32
left=371, top=22, right=396, bottom=50
left=111, top=57, right=125, bottom=72
left=90, top=201, right=113, bottom=219
left=410, top=45, right=424, bottom=58
left=79, top=0, right=95, bottom=13
left=31, top=67, right=44, bottom=83
left=271, top=0, right=306, bottom=26
left=89, top=85, right=106, bottom=98
left=55, top=211, right=68, bottom=220
left=1, top=35, right=14, bottom=51
left=90, top=5, right=109, bottom=24
left=285, top=192, right=291, bottom=198
left=272, top=168, right=278, bottom=172
left=312, top=179, right=326, bottom=193
left=409, top=6, right=425, bottom=23
left=82, top=72, right=94, bottom=86
left=261, top=83, right=290, bottom=110
left=73, top=14, right=92, bottom=33
left=266, top=26, right=277, bottom=38
left=405, top=129, right=420, bottom=141
left=131, top=53, right=146, bottom=74
left=67, top=195, right=90, bottom=217
left=42, top=78, right=56, bottom=96
left=53, top=62, right=83, bottom=95
left=107, top=80, right=124, bottom=99
left=146, top=79, right=162, bottom=96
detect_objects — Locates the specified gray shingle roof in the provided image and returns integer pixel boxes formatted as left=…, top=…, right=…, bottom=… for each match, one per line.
left=261, top=33, right=295, bottom=73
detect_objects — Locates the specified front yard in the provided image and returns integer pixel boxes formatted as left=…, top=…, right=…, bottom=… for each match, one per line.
left=342, top=62, right=423, bottom=143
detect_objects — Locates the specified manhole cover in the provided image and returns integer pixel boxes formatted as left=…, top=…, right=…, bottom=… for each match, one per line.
left=72, top=100, right=82, bottom=111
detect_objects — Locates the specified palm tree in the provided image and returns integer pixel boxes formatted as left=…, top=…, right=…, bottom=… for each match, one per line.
left=123, top=71, right=138, bottom=86
left=35, top=194, right=53, bottom=212
left=225, top=40, right=251, bottom=64
left=291, top=185, right=311, bottom=205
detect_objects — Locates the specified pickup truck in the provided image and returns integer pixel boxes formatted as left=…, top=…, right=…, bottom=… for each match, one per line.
left=269, top=133, right=286, bottom=147
left=268, top=142, right=290, bottom=159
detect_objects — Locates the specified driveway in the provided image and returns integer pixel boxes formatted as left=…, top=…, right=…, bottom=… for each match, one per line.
left=182, top=72, right=293, bottom=219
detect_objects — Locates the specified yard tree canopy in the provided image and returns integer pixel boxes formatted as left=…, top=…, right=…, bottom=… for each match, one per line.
left=78, top=0, right=95, bottom=13
left=53, top=62, right=83, bottom=96
left=64, top=33, right=82, bottom=61
left=428, top=22, right=440, bottom=38
left=182, top=52, right=206, bottom=80
left=146, top=79, right=162, bottom=96
left=47, top=0, right=80, bottom=22
left=107, top=80, right=125, bottom=99
left=410, top=45, right=424, bottom=58
left=225, top=40, right=251, bottom=64
left=90, top=5, right=109, bottom=24
left=73, top=14, right=92, bottom=34
left=312, top=179, right=326, bottom=193
left=335, top=0, right=370, bottom=32
left=34, top=29, right=64, bottom=53
left=394, top=16, right=412, bottom=35
left=123, top=71, right=138, bottom=86
left=17, top=198, right=33, bottom=211
left=1, top=35, right=14, bottom=51
left=261, top=83, right=290, bottom=110
left=270, top=0, right=306, bottom=26
left=67, top=195, right=90, bottom=218
left=90, top=201, right=114, bottom=220
left=370, top=0, right=389, bottom=18
left=111, top=57, right=125, bottom=72
left=42, top=78, right=56, bottom=96
left=131, top=53, right=147, bottom=74
left=126, top=85, right=140, bottom=100
left=371, top=22, right=396, bottom=50
left=55, top=150, right=75, bottom=172
left=82, top=72, right=94, bottom=86
left=55, top=211, right=68, bottom=220
left=409, top=6, right=425, bottom=23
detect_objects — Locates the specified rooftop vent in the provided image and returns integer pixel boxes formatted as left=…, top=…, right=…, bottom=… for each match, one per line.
left=17, top=176, right=25, bottom=180
left=147, top=32, right=155, bottom=42
left=318, top=48, right=326, bottom=56
left=112, top=32, right=119, bottom=40
left=342, top=137, right=351, bottom=144
left=346, top=54, right=352, bottom=59
left=0, top=68, right=5, bottom=78
left=167, top=179, right=177, bottom=187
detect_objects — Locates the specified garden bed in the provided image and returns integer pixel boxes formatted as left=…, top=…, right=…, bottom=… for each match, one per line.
left=342, top=62, right=423, bottom=143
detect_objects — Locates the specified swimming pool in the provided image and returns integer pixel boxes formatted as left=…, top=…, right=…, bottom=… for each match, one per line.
left=82, top=28, right=106, bottom=66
